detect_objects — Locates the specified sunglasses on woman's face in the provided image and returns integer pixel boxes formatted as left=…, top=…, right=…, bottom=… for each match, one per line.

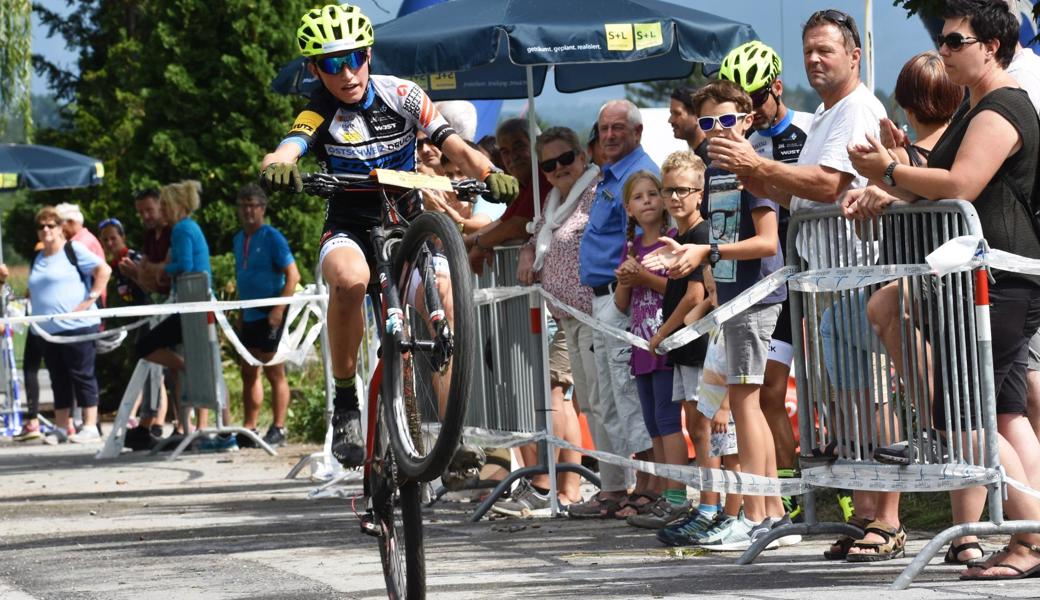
left=697, top=113, right=748, bottom=132
left=539, top=149, right=577, bottom=173
left=315, top=49, right=368, bottom=75
left=935, top=32, right=979, bottom=51
left=36, top=222, right=59, bottom=231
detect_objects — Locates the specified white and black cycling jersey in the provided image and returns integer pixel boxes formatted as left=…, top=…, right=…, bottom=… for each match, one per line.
left=748, top=109, right=813, bottom=242
left=281, top=74, right=455, bottom=225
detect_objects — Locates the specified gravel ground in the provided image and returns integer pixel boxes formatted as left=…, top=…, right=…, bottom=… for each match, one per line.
left=1, top=440, right=1039, bottom=599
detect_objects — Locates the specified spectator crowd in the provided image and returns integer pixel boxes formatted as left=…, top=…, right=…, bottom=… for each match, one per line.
left=4, top=0, right=1040, bottom=583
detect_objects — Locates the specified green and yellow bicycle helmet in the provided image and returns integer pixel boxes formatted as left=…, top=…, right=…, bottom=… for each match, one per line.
left=718, top=41, right=782, bottom=93
left=298, top=3, right=375, bottom=57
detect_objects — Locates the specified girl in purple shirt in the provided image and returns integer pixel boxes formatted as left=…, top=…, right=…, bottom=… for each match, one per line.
left=614, top=171, right=686, bottom=519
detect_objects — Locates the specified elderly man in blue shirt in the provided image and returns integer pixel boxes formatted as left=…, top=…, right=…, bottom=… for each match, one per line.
left=570, top=99, right=659, bottom=519
left=233, top=184, right=301, bottom=448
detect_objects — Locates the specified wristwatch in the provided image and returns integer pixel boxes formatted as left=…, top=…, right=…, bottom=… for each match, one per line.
left=708, top=242, right=721, bottom=266
left=882, top=161, right=898, bottom=187
left=88, top=291, right=101, bottom=300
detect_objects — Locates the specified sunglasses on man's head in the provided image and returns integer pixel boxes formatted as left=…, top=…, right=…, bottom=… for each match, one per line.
left=698, top=113, right=748, bottom=132
left=811, top=9, right=862, bottom=48
left=315, top=49, right=368, bottom=75
left=539, top=150, right=577, bottom=173
left=935, top=32, right=980, bottom=51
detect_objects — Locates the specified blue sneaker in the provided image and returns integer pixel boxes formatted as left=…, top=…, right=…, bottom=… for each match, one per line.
left=656, top=510, right=717, bottom=546
left=198, top=434, right=239, bottom=453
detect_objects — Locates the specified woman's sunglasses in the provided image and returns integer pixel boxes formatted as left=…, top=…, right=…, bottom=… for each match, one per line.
left=935, top=32, right=979, bottom=51
left=697, top=113, right=748, bottom=132
left=539, top=150, right=577, bottom=173
left=36, top=222, right=59, bottom=231
left=315, top=49, right=369, bottom=75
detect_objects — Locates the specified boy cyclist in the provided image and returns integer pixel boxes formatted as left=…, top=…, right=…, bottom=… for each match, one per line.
left=260, top=4, right=518, bottom=468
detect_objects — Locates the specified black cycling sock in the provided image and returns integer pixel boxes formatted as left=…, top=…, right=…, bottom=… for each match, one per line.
left=334, top=377, right=360, bottom=413
left=531, top=484, right=550, bottom=496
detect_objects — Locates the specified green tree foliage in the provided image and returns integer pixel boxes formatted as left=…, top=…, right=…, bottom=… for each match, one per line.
left=0, top=0, right=33, bottom=142
left=28, top=0, right=321, bottom=283
left=893, top=0, right=1040, bottom=40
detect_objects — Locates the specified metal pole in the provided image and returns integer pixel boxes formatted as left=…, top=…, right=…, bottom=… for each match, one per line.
left=975, top=268, right=1004, bottom=524
left=526, top=65, right=542, bottom=223
left=864, top=0, right=875, bottom=92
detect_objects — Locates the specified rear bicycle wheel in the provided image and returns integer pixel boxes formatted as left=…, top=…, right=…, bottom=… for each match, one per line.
left=384, top=211, right=475, bottom=481
left=370, top=378, right=426, bottom=599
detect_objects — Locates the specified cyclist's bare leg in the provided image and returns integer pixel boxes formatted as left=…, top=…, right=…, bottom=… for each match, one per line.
left=323, top=245, right=370, bottom=467
left=323, top=247, right=370, bottom=382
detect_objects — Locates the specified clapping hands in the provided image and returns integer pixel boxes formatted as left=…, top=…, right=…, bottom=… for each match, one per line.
left=641, top=237, right=709, bottom=278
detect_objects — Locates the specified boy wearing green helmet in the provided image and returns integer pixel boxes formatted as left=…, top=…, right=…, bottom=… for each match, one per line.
left=260, top=3, right=519, bottom=468
left=718, top=40, right=814, bottom=523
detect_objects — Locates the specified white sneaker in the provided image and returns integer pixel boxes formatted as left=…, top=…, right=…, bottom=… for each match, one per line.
left=69, top=427, right=102, bottom=444
left=704, top=516, right=779, bottom=552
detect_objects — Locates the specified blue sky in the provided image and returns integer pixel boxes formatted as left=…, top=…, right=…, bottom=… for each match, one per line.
left=32, top=0, right=932, bottom=101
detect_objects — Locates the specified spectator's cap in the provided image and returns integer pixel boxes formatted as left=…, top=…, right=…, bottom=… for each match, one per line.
left=588, top=123, right=599, bottom=146
left=98, top=217, right=125, bottom=236
left=55, top=202, right=84, bottom=225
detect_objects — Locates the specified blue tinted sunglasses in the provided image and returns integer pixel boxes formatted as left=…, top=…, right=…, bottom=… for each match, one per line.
left=315, top=50, right=368, bottom=75
left=98, top=217, right=124, bottom=235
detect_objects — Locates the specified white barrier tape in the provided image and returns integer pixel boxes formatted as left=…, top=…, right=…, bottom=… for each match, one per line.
left=786, top=264, right=935, bottom=293
left=928, top=235, right=1040, bottom=277
left=1004, top=476, right=1040, bottom=502
left=473, top=286, right=531, bottom=307
left=0, top=293, right=326, bottom=326
left=537, top=286, right=651, bottom=350
left=28, top=317, right=153, bottom=344
left=212, top=297, right=325, bottom=367
left=802, top=462, right=999, bottom=493
left=547, top=435, right=808, bottom=496
left=658, top=267, right=796, bottom=353
left=460, top=427, right=545, bottom=449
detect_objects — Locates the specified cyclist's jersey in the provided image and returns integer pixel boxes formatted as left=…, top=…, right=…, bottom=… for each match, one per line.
left=748, top=108, right=813, bottom=245
left=281, top=74, right=456, bottom=226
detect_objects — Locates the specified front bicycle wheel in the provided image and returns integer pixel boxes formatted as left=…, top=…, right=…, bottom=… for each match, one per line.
left=370, top=380, right=426, bottom=599
left=385, top=211, right=475, bottom=481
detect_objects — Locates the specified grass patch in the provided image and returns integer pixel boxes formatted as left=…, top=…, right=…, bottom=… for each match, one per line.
left=811, top=487, right=957, bottom=532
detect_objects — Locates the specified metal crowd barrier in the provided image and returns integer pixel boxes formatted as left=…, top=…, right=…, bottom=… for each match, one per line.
left=739, top=200, right=1040, bottom=588
left=461, top=245, right=599, bottom=521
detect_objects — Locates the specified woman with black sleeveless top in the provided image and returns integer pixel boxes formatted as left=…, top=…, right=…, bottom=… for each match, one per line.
left=844, top=0, right=1040, bottom=580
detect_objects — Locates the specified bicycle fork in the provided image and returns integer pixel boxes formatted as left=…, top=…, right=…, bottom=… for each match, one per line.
left=372, top=226, right=453, bottom=371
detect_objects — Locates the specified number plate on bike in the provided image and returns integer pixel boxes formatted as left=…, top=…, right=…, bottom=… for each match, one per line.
left=373, top=169, right=454, bottom=192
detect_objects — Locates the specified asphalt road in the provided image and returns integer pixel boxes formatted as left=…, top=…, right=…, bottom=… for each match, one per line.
left=1, top=441, right=1039, bottom=600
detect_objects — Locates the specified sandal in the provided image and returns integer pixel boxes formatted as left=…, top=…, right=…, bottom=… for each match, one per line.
left=944, top=541, right=984, bottom=566
left=845, top=520, right=907, bottom=562
left=810, top=440, right=874, bottom=461
left=567, top=491, right=626, bottom=519
left=610, top=492, right=658, bottom=520
left=960, top=540, right=1040, bottom=580
left=823, top=515, right=869, bottom=560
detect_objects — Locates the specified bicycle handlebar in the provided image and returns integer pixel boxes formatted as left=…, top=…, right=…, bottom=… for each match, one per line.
left=301, top=172, right=487, bottom=202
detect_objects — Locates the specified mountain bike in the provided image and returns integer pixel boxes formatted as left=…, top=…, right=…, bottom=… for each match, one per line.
left=302, top=170, right=482, bottom=599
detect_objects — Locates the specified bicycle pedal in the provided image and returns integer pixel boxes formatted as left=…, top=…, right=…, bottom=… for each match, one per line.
left=360, top=512, right=382, bottom=538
